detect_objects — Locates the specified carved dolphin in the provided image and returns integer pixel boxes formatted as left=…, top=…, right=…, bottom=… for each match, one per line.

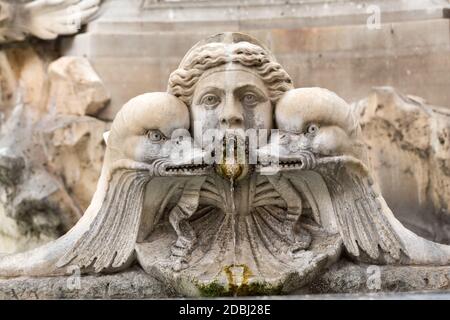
left=0, top=92, right=208, bottom=277
left=262, top=87, right=450, bottom=265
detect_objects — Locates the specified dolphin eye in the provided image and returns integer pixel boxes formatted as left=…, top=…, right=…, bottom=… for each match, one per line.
left=147, top=130, right=166, bottom=142
left=306, top=123, right=320, bottom=135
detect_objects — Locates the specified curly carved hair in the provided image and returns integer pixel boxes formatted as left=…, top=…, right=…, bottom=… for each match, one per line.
left=167, top=41, right=293, bottom=106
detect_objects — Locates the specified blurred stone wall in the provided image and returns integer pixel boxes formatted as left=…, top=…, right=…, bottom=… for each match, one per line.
left=62, top=0, right=450, bottom=120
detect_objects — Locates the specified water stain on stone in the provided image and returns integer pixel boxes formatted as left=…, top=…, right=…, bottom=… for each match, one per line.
left=197, top=264, right=283, bottom=297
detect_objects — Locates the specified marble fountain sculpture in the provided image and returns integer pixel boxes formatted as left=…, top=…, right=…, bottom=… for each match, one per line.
left=1, top=32, right=450, bottom=297
left=0, top=0, right=100, bottom=43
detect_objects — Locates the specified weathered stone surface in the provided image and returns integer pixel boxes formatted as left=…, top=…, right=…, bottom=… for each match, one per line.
left=137, top=226, right=342, bottom=296
left=353, top=87, right=450, bottom=243
left=2, top=32, right=450, bottom=299
left=48, top=57, right=110, bottom=116
left=2, top=263, right=450, bottom=299
left=0, top=52, right=16, bottom=112
left=0, top=92, right=194, bottom=277
left=307, top=260, right=450, bottom=294
left=0, top=104, right=102, bottom=253
left=38, top=114, right=108, bottom=211
left=0, top=267, right=174, bottom=299
left=0, top=46, right=108, bottom=254
left=1, top=1, right=450, bottom=299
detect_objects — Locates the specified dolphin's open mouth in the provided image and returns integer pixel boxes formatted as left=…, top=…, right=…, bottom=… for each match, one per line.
left=256, top=156, right=307, bottom=171
left=278, top=158, right=305, bottom=169
left=163, top=163, right=211, bottom=175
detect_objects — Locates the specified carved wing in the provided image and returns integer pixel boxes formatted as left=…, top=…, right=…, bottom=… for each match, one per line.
left=320, top=161, right=405, bottom=261
left=57, top=169, right=150, bottom=272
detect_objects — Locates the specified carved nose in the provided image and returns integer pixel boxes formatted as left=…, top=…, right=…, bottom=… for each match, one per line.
left=219, top=101, right=244, bottom=128
left=220, top=115, right=243, bottom=127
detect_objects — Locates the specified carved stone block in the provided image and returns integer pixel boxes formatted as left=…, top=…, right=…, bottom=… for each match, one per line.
left=48, top=57, right=110, bottom=116
left=1, top=32, right=450, bottom=298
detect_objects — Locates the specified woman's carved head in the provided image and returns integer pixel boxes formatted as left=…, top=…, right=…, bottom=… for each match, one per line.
left=167, top=32, right=294, bottom=143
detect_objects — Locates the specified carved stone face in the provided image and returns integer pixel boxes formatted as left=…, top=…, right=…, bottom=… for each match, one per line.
left=109, top=92, right=190, bottom=163
left=275, top=88, right=357, bottom=157
left=190, top=65, right=273, bottom=145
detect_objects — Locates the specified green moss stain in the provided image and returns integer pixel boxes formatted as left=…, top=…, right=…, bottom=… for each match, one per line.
left=198, top=281, right=233, bottom=297
left=197, top=264, right=283, bottom=297
left=239, top=282, right=283, bottom=296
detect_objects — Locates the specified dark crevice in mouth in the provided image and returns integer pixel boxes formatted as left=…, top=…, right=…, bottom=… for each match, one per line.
left=278, top=160, right=304, bottom=168
left=278, top=160, right=303, bottom=168
left=164, top=163, right=210, bottom=173
left=213, top=135, right=250, bottom=156
left=257, top=159, right=304, bottom=168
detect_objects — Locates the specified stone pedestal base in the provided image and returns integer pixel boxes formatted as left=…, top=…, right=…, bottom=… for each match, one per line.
left=305, top=261, right=450, bottom=295
left=0, top=267, right=174, bottom=299
left=1, top=262, right=450, bottom=299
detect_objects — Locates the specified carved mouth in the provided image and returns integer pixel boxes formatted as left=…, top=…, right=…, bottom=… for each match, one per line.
left=163, top=163, right=211, bottom=175
left=214, top=134, right=250, bottom=181
left=257, top=148, right=318, bottom=172
left=278, top=159, right=305, bottom=169
left=256, top=159, right=305, bottom=171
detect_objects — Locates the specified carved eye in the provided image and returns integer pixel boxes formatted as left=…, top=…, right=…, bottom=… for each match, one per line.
left=147, top=130, right=166, bottom=142
left=201, top=94, right=220, bottom=109
left=241, top=92, right=258, bottom=108
left=306, top=123, right=319, bottom=135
